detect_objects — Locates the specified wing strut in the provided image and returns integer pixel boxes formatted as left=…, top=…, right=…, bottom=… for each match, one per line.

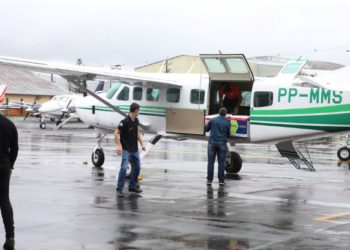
left=64, top=77, right=148, bottom=130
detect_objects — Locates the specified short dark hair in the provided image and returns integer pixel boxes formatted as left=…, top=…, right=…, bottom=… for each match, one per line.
left=130, top=103, right=140, bottom=113
left=219, top=107, right=227, bottom=116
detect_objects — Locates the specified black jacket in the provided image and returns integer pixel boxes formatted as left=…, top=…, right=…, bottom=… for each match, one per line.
left=0, top=115, right=18, bottom=169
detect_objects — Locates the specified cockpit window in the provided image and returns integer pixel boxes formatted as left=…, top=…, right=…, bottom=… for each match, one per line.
left=106, top=82, right=122, bottom=99
left=117, top=86, right=130, bottom=101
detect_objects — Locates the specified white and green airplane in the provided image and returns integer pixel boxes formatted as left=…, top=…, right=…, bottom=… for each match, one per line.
left=1, top=54, right=349, bottom=173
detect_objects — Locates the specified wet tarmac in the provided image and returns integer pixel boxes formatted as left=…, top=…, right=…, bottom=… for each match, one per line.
left=2, top=117, right=350, bottom=249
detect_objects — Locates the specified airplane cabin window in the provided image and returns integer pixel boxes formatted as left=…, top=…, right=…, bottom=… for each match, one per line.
left=253, top=91, right=273, bottom=107
left=226, top=58, right=249, bottom=74
left=203, top=58, right=226, bottom=73
left=166, top=88, right=181, bottom=103
left=106, top=82, right=122, bottom=99
left=190, top=89, right=205, bottom=104
left=133, top=87, right=143, bottom=101
left=117, top=86, right=130, bottom=101
left=146, top=88, right=160, bottom=102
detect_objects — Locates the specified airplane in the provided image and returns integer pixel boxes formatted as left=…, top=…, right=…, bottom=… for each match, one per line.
left=33, top=94, right=79, bottom=129
left=0, top=54, right=349, bottom=174
left=0, top=81, right=106, bottom=129
left=32, top=81, right=106, bottom=129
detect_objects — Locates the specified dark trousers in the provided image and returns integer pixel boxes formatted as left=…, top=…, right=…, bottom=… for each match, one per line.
left=0, top=165, right=14, bottom=239
left=117, top=151, right=141, bottom=192
left=207, top=141, right=227, bottom=183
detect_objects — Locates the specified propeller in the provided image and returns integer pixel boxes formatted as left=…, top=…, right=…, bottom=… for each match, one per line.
left=57, top=98, right=73, bottom=125
left=24, top=97, right=38, bottom=121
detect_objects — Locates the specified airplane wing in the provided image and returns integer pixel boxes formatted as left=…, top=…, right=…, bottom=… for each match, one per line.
left=0, top=57, right=180, bottom=130
left=0, top=56, right=182, bottom=88
left=311, top=66, right=350, bottom=91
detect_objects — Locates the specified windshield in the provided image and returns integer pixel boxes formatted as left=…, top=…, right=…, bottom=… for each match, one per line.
left=106, top=82, right=122, bottom=99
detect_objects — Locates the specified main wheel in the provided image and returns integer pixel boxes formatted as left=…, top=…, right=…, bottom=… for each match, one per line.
left=40, top=122, right=46, bottom=129
left=225, top=151, right=242, bottom=174
left=337, top=147, right=350, bottom=161
left=92, top=148, right=105, bottom=168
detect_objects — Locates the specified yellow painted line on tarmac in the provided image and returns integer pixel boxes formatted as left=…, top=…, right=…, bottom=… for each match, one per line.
left=314, top=211, right=350, bottom=225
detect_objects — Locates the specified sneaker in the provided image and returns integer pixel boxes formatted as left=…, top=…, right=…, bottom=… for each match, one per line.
left=206, top=181, right=212, bottom=186
left=219, top=182, right=225, bottom=186
left=129, top=186, right=143, bottom=193
left=116, top=190, right=124, bottom=198
left=3, top=238, right=15, bottom=250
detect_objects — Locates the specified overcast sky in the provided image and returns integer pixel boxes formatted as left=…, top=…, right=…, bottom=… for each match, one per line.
left=0, top=0, right=350, bottom=69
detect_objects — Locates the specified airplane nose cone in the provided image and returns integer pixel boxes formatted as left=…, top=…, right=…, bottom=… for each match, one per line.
left=39, top=103, right=60, bottom=113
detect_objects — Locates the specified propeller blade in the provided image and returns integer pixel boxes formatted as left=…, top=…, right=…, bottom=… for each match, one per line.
left=24, top=112, right=30, bottom=121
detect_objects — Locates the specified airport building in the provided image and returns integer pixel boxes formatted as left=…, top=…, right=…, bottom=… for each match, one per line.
left=0, top=66, right=67, bottom=116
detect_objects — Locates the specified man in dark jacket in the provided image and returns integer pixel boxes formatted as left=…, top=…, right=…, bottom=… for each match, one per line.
left=205, top=108, right=230, bottom=186
left=114, top=103, right=146, bottom=197
left=0, top=114, right=18, bottom=250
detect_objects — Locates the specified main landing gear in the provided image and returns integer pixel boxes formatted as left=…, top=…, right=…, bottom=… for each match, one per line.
left=225, top=147, right=243, bottom=174
left=337, top=135, right=350, bottom=161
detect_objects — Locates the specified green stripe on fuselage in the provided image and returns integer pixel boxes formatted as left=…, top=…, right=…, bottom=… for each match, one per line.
left=77, top=106, right=165, bottom=117
left=252, top=112, right=350, bottom=126
left=251, top=104, right=350, bottom=116
left=251, top=121, right=349, bottom=132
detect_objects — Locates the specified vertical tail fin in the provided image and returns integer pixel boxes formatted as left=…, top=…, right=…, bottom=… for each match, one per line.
left=0, top=84, right=6, bottom=104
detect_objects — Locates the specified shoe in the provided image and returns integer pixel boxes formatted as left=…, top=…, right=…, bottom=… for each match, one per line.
left=129, top=187, right=143, bottom=193
left=206, top=181, right=212, bottom=186
left=3, top=238, right=15, bottom=250
left=116, top=190, right=124, bottom=198
left=219, top=182, right=225, bottom=186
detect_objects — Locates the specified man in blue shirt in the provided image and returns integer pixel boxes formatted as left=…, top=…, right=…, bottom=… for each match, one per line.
left=205, top=108, right=231, bottom=186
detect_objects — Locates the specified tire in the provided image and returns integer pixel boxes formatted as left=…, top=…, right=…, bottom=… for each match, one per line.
left=225, top=151, right=242, bottom=174
left=92, top=148, right=105, bottom=168
left=337, top=147, right=350, bottom=161
left=40, top=122, right=46, bottom=129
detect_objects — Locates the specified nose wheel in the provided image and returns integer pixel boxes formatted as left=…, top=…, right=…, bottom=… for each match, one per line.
left=92, top=148, right=105, bottom=168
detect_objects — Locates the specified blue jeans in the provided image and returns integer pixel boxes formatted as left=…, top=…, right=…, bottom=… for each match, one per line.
left=117, top=150, right=141, bottom=192
left=207, top=141, right=227, bottom=183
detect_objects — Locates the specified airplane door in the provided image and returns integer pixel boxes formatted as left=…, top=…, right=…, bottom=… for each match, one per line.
left=166, top=108, right=205, bottom=135
left=199, top=54, right=254, bottom=82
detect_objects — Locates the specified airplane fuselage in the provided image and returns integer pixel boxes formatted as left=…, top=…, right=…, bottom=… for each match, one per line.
left=74, top=74, right=350, bottom=143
